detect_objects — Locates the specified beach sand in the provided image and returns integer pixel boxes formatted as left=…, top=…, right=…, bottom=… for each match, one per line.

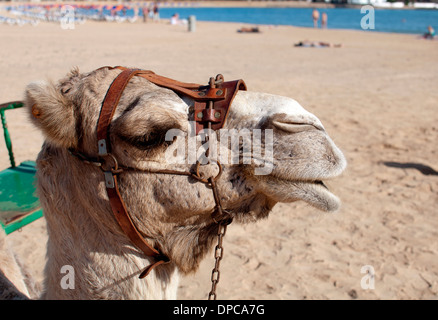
left=0, top=16, right=437, bottom=300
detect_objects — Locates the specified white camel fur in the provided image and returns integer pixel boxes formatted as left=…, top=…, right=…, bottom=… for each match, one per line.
left=0, top=67, right=346, bottom=299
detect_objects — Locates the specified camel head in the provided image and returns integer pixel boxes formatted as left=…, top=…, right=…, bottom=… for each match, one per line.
left=25, top=67, right=346, bottom=275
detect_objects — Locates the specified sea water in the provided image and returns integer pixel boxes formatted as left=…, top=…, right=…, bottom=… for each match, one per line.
left=156, top=7, right=438, bottom=35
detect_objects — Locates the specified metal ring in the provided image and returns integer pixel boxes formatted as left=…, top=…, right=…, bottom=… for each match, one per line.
left=215, top=74, right=224, bottom=85
left=194, top=160, right=222, bottom=184
left=213, top=160, right=223, bottom=182
left=212, top=208, right=233, bottom=225
left=100, top=153, right=119, bottom=173
left=194, top=161, right=209, bottom=184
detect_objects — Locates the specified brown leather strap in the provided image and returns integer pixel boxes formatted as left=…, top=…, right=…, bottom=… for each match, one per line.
left=139, top=259, right=168, bottom=279
left=134, top=69, right=247, bottom=134
left=107, top=175, right=161, bottom=258
left=194, top=79, right=247, bottom=134
left=97, top=68, right=168, bottom=277
left=110, top=66, right=246, bottom=133
left=114, top=67, right=226, bottom=102
left=97, top=68, right=141, bottom=155
left=139, top=72, right=226, bottom=101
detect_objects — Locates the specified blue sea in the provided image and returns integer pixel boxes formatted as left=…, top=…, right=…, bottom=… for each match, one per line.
left=155, top=7, right=438, bottom=35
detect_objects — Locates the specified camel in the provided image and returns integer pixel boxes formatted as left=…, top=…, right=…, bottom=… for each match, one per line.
left=1, top=67, right=346, bottom=299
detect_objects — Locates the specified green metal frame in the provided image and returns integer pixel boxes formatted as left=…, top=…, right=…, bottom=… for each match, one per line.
left=0, top=101, right=43, bottom=235
left=0, top=101, right=21, bottom=168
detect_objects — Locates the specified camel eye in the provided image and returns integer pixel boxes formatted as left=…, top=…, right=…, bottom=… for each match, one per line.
left=61, top=87, right=71, bottom=95
left=115, top=115, right=181, bottom=152
left=133, top=132, right=163, bottom=150
left=120, top=129, right=172, bottom=151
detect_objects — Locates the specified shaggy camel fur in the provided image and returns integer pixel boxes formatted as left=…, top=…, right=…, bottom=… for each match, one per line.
left=0, top=229, right=39, bottom=299
left=1, top=67, right=346, bottom=299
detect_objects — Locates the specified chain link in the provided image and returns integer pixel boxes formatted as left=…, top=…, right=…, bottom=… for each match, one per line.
left=208, top=221, right=228, bottom=300
left=206, top=74, right=231, bottom=300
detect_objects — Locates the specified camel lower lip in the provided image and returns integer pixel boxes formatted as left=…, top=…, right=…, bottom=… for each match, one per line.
left=264, top=177, right=341, bottom=212
left=296, top=180, right=340, bottom=211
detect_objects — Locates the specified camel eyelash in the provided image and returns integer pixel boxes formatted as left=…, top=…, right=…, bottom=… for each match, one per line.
left=119, top=128, right=175, bottom=151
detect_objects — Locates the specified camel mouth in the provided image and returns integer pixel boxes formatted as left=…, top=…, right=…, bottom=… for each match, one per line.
left=291, top=179, right=341, bottom=212
left=314, top=180, right=328, bottom=189
left=259, top=176, right=341, bottom=212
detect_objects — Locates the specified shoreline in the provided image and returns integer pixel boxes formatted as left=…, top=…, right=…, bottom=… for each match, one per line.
left=0, top=5, right=432, bottom=36
left=2, top=0, right=437, bottom=10
left=0, top=0, right=435, bottom=36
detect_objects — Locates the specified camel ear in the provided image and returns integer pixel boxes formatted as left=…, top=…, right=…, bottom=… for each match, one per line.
left=25, top=80, right=77, bottom=149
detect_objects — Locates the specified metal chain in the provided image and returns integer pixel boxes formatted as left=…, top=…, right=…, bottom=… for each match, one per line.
left=208, top=221, right=228, bottom=300
left=206, top=74, right=230, bottom=300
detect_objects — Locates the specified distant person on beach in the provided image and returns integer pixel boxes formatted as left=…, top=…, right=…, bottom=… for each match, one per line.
left=237, top=26, right=260, bottom=33
left=295, top=40, right=342, bottom=48
left=170, top=13, right=178, bottom=25
left=142, top=6, right=149, bottom=23
left=153, top=3, right=160, bottom=23
left=134, top=6, right=139, bottom=20
left=149, top=3, right=155, bottom=19
left=312, top=9, right=320, bottom=28
left=321, top=12, right=327, bottom=29
left=170, top=13, right=188, bottom=26
left=423, top=25, right=435, bottom=39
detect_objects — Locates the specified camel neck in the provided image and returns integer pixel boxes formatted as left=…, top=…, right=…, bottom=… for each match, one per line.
left=41, top=206, right=179, bottom=300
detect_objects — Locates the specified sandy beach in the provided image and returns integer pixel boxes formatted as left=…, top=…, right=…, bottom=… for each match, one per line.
left=0, top=9, right=437, bottom=300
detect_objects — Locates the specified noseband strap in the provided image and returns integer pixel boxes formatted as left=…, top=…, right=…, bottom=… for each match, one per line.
left=94, top=67, right=246, bottom=278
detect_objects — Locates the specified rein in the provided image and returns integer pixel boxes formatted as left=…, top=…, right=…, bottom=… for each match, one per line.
left=70, top=67, right=246, bottom=298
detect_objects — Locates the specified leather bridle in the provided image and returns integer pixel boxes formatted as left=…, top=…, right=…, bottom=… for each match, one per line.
left=70, top=66, right=246, bottom=284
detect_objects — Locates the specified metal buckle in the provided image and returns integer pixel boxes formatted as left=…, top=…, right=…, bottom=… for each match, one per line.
left=99, top=153, right=119, bottom=173
left=100, top=153, right=119, bottom=189
left=98, top=139, right=108, bottom=156
left=104, top=171, right=115, bottom=189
